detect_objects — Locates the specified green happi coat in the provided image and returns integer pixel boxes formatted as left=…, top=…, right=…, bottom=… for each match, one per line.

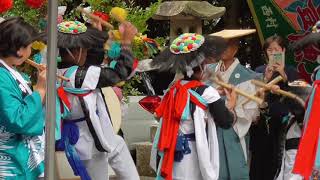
left=0, top=61, right=45, bottom=180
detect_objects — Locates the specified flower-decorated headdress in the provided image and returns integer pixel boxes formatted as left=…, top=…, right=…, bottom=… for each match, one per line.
left=58, top=21, right=87, bottom=34
left=151, top=33, right=227, bottom=77
left=57, top=20, right=107, bottom=49
left=170, top=33, right=204, bottom=54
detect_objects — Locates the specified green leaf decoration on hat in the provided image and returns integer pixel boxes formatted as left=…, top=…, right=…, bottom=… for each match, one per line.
left=170, top=33, right=205, bottom=54
left=57, top=21, right=87, bottom=34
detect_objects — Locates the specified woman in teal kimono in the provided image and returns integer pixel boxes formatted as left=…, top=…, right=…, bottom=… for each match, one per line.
left=0, top=17, right=46, bottom=179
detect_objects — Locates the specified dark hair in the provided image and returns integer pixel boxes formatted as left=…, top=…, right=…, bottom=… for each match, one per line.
left=85, top=47, right=105, bottom=66
left=263, top=35, right=287, bottom=53
left=151, top=35, right=227, bottom=73
left=58, top=47, right=105, bottom=68
left=0, top=17, right=42, bottom=58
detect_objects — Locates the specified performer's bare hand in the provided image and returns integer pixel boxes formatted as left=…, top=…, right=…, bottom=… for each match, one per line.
left=120, top=22, right=138, bottom=45
left=256, top=89, right=265, bottom=99
left=36, top=64, right=46, bottom=71
left=270, top=85, right=280, bottom=94
left=92, top=20, right=103, bottom=31
left=34, top=67, right=47, bottom=103
left=217, top=87, right=226, bottom=96
left=225, top=87, right=237, bottom=110
left=108, top=30, right=115, bottom=41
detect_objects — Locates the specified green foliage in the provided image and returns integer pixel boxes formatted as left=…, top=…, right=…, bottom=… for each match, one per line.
left=154, top=37, right=167, bottom=49
left=122, top=74, right=143, bottom=102
left=3, top=0, right=164, bottom=98
left=87, top=0, right=161, bottom=34
left=126, top=0, right=161, bottom=34
left=86, top=0, right=163, bottom=97
left=132, top=43, right=145, bottom=59
left=86, top=0, right=126, bottom=12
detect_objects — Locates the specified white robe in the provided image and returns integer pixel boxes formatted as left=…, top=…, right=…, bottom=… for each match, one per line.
left=58, top=67, right=139, bottom=180
left=59, top=67, right=116, bottom=159
left=151, top=85, right=221, bottom=180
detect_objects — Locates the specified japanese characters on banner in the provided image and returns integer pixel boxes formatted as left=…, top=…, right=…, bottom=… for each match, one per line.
left=247, top=0, right=320, bottom=82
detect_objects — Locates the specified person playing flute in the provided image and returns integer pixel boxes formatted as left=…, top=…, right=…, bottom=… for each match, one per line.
left=0, top=17, right=46, bottom=180
left=207, top=29, right=260, bottom=180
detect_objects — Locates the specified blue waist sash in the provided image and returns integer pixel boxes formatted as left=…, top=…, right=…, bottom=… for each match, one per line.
left=174, top=133, right=196, bottom=162
left=56, top=118, right=91, bottom=180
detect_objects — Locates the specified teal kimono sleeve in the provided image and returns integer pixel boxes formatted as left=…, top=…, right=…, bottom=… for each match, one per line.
left=0, top=69, right=44, bottom=136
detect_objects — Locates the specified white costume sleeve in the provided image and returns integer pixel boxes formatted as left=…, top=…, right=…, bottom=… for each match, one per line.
left=81, top=66, right=101, bottom=90
left=233, top=80, right=260, bottom=139
left=231, top=80, right=259, bottom=161
left=194, top=86, right=220, bottom=180
left=201, top=86, right=221, bottom=103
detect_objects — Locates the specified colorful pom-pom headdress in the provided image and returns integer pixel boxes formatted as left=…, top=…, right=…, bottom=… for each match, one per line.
left=170, top=33, right=205, bottom=54
left=57, top=20, right=107, bottom=49
left=57, top=20, right=107, bottom=67
left=151, top=33, right=227, bottom=76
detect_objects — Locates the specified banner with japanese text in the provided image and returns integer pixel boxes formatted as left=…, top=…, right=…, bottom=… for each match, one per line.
left=247, top=0, right=320, bottom=82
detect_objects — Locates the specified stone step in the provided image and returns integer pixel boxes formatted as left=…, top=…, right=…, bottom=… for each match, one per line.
left=132, top=142, right=156, bottom=177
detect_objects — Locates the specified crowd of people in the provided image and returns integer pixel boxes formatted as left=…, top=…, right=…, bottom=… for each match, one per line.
left=0, top=7, right=318, bottom=180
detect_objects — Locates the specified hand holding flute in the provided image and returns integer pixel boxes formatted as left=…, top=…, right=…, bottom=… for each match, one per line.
left=32, top=62, right=46, bottom=102
left=25, top=59, right=69, bottom=82
left=251, top=79, right=305, bottom=106
left=242, top=76, right=283, bottom=105
left=212, top=77, right=264, bottom=105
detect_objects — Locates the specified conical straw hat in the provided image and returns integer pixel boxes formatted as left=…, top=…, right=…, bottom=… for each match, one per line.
left=210, top=29, right=256, bottom=39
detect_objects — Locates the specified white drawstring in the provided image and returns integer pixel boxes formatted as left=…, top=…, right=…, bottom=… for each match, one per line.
left=66, top=48, right=83, bottom=65
left=77, top=48, right=82, bottom=65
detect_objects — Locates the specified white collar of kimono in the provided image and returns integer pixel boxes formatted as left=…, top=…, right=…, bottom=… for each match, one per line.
left=0, top=59, right=32, bottom=95
left=216, top=58, right=240, bottom=82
